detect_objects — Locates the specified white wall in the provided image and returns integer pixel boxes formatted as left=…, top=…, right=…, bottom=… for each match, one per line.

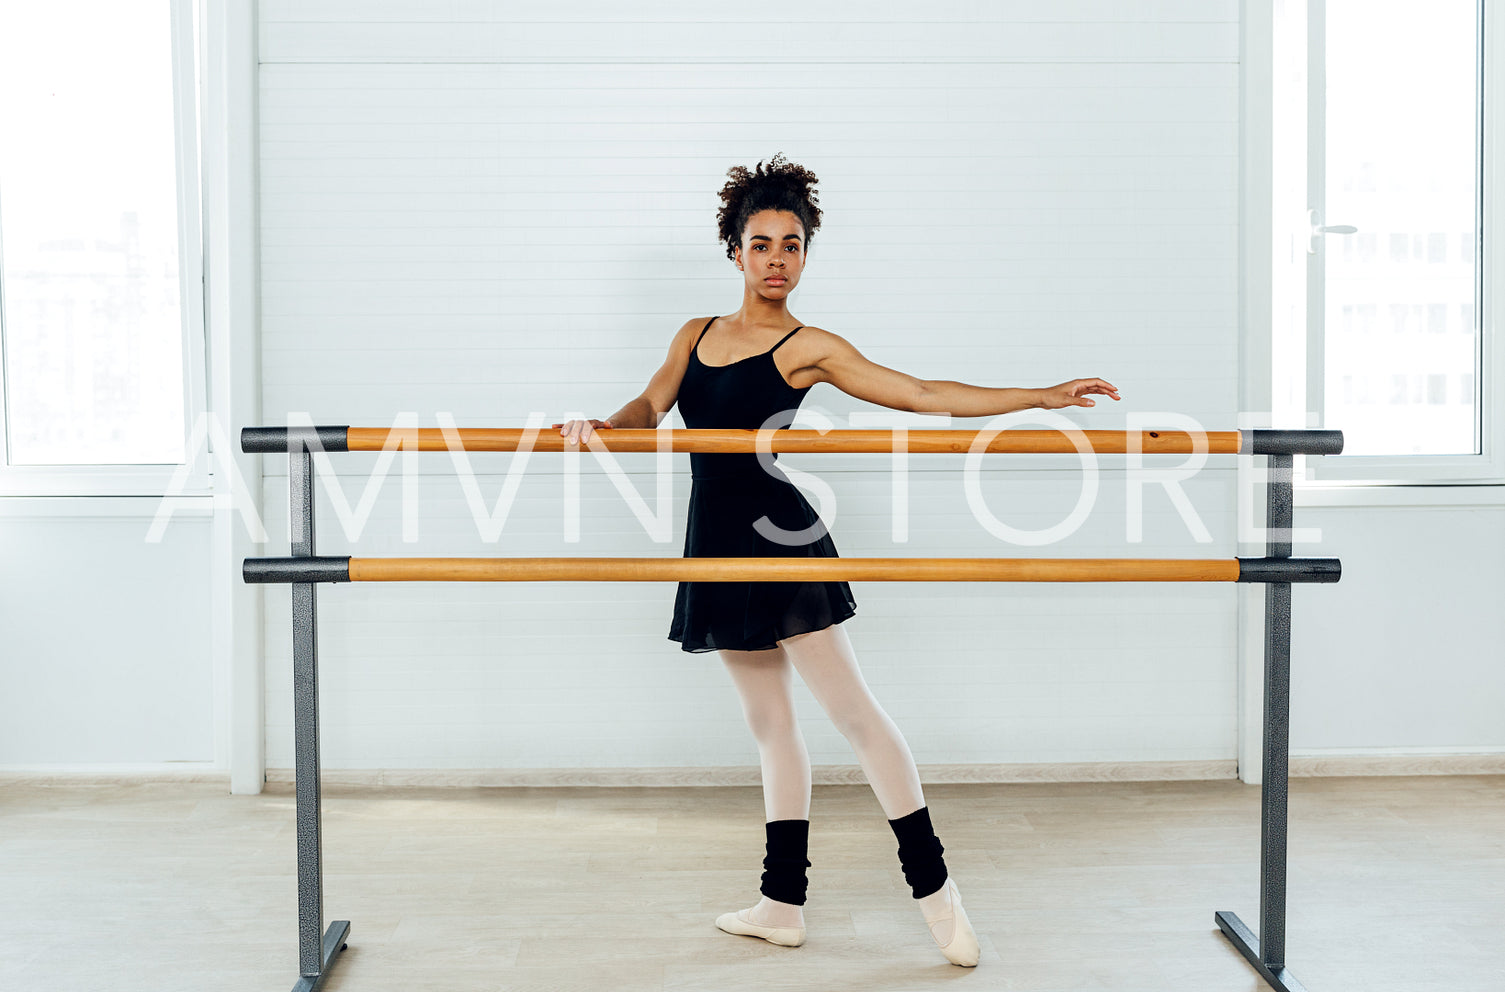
left=1292, top=493, right=1505, bottom=754
left=254, top=0, right=1251, bottom=773
left=0, top=503, right=214, bottom=765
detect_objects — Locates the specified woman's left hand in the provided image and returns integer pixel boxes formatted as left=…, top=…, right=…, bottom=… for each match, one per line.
left=1037, top=378, right=1121, bottom=410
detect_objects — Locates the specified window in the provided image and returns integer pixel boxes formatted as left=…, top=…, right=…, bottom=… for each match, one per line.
left=0, top=1, right=203, bottom=494
left=1274, top=0, right=1501, bottom=483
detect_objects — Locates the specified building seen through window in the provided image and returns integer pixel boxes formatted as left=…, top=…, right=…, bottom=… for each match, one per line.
left=1323, top=0, right=1480, bottom=456
left=0, top=2, right=188, bottom=466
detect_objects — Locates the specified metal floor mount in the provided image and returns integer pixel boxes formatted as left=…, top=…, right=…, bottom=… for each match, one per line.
left=290, top=920, right=350, bottom=992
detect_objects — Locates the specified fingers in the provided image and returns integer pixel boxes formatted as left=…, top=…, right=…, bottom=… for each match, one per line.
left=556, top=418, right=614, bottom=445
left=1048, top=378, right=1121, bottom=409
left=1068, top=379, right=1121, bottom=407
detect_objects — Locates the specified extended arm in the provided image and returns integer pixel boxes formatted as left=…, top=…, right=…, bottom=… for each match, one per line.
left=917, top=380, right=1045, bottom=417
left=809, top=328, right=1121, bottom=416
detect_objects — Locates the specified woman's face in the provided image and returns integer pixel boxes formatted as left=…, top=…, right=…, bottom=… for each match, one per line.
left=734, top=209, right=806, bottom=301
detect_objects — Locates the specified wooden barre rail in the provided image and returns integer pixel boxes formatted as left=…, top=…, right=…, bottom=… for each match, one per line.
left=240, top=426, right=1347, bottom=456
left=354, top=557, right=1242, bottom=582
left=347, top=428, right=1244, bottom=454
left=243, top=556, right=1342, bottom=584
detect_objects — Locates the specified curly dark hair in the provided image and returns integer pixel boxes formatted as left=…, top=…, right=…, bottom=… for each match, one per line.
left=715, top=152, right=823, bottom=261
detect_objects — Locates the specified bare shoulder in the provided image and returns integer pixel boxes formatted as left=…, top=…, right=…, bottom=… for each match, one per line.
left=679, top=315, right=715, bottom=336
left=788, top=326, right=848, bottom=361
left=785, top=324, right=925, bottom=411
left=790, top=323, right=858, bottom=365
left=782, top=324, right=857, bottom=389
left=672, top=315, right=716, bottom=352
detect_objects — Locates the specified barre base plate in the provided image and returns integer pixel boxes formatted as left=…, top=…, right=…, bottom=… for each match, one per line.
left=1214, top=912, right=1308, bottom=992
left=290, top=920, right=350, bottom=992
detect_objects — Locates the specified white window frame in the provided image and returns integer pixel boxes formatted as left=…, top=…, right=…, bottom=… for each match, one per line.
left=0, top=0, right=209, bottom=497
left=1281, top=0, right=1503, bottom=486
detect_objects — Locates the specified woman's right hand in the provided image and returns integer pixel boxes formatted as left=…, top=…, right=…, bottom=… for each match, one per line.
left=552, top=418, right=614, bottom=446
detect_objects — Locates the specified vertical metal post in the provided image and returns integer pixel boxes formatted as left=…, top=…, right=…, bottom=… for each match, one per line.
left=288, top=437, right=348, bottom=992
left=1260, top=452, right=1293, bottom=969
left=290, top=445, right=324, bottom=978
left=1215, top=452, right=1307, bottom=991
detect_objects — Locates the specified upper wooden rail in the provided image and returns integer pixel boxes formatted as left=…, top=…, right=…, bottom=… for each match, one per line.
left=346, top=428, right=1240, bottom=454
left=241, top=427, right=1346, bottom=456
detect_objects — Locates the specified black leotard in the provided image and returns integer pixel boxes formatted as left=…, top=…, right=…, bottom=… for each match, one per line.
left=667, top=315, right=857, bottom=653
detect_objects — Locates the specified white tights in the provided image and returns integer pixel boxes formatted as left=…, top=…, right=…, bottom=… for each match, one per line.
left=721, top=624, right=957, bottom=936
left=720, top=622, right=926, bottom=823
left=721, top=621, right=926, bottom=825
left=720, top=623, right=956, bottom=935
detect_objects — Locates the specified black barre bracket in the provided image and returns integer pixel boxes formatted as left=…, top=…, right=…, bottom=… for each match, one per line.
left=245, top=557, right=352, bottom=584
left=1244, top=429, right=1344, bottom=455
left=242, top=426, right=350, bottom=453
left=1236, top=557, right=1341, bottom=583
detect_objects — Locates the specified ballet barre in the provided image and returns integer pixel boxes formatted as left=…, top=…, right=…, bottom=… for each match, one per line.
left=242, top=425, right=1343, bottom=992
left=244, top=556, right=1341, bottom=584
left=240, top=425, right=1342, bottom=455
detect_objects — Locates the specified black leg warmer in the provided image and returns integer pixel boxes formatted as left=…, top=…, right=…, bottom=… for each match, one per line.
left=887, top=805, right=948, bottom=899
left=759, top=818, right=812, bottom=906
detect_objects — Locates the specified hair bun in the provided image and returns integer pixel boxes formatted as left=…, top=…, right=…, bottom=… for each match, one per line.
left=716, top=152, right=823, bottom=261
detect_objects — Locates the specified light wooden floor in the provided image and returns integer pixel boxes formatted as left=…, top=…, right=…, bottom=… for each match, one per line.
left=0, top=776, right=1500, bottom=991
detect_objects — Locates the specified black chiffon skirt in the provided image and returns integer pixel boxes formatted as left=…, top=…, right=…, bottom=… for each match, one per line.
left=668, top=468, right=857, bottom=654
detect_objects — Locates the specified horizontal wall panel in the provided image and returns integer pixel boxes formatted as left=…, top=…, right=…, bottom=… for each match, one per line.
left=259, top=345, right=1234, bottom=385
left=260, top=4, right=1239, bottom=64
left=263, top=1, right=1239, bottom=27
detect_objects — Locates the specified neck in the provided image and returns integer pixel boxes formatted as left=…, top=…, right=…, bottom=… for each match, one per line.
left=733, top=289, right=794, bottom=327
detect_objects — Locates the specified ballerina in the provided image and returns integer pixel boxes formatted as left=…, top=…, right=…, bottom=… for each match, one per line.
left=557, top=152, right=1120, bottom=966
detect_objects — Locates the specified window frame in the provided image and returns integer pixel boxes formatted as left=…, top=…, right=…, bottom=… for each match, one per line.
left=1292, top=0, right=1503, bottom=485
left=0, top=0, right=209, bottom=497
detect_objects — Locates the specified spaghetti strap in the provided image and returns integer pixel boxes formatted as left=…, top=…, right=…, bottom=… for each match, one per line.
left=692, top=316, right=718, bottom=353
left=769, top=326, right=804, bottom=353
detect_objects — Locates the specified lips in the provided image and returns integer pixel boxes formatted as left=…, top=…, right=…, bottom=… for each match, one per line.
left=765, top=277, right=787, bottom=284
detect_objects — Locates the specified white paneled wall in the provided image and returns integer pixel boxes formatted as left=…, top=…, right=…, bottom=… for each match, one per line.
left=1291, top=502, right=1505, bottom=750
left=0, top=508, right=214, bottom=765
left=256, top=1, right=1247, bottom=772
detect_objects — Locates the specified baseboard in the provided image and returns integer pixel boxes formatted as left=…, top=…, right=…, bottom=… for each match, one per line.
left=261, top=754, right=1505, bottom=788
left=4, top=753, right=1499, bottom=788
left=262, top=760, right=1239, bottom=789
left=0, top=763, right=229, bottom=786
left=1289, top=751, right=1505, bottom=777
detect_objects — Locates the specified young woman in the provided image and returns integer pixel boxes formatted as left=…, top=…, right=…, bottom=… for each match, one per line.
left=557, top=154, right=1120, bottom=966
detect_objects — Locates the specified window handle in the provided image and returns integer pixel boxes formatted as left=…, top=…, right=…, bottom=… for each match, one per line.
left=1307, top=208, right=1358, bottom=254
